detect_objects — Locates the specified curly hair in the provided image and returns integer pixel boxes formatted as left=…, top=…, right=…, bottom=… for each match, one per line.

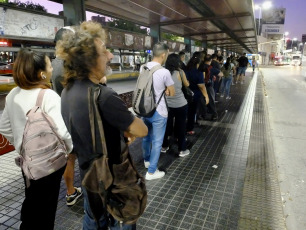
left=55, top=21, right=107, bottom=88
left=165, top=53, right=180, bottom=75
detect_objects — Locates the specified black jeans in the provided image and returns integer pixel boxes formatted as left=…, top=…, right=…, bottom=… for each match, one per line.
left=187, top=97, right=200, bottom=132
left=205, top=84, right=217, bottom=116
left=163, top=105, right=188, bottom=151
left=20, top=166, right=66, bottom=230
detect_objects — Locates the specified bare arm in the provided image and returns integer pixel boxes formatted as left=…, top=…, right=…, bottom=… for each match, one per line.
left=165, top=85, right=175, bottom=96
left=125, top=117, right=148, bottom=138
left=180, top=70, right=190, bottom=87
left=198, top=83, right=209, bottom=105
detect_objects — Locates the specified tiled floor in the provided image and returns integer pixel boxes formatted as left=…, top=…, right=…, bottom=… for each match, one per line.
left=0, top=70, right=285, bottom=230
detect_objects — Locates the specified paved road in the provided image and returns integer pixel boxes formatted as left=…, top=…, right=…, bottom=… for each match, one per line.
left=261, top=65, right=306, bottom=230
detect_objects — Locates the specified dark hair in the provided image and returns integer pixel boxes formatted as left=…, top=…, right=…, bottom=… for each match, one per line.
left=165, top=53, right=180, bottom=74
left=13, top=48, right=50, bottom=89
left=152, top=42, right=169, bottom=57
left=218, top=56, right=224, bottom=62
left=224, top=57, right=231, bottom=69
left=56, top=21, right=106, bottom=88
left=204, top=56, right=212, bottom=63
left=186, top=56, right=201, bottom=70
left=211, top=54, right=217, bottom=60
left=178, top=51, right=185, bottom=57
left=54, top=27, right=75, bottom=43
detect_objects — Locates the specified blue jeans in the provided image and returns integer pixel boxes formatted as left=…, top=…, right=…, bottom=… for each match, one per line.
left=83, top=188, right=135, bottom=230
left=142, top=111, right=167, bottom=173
left=220, top=76, right=233, bottom=97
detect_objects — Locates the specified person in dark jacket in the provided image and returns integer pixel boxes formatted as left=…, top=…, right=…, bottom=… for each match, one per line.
left=236, top=53, right=249, bottom=84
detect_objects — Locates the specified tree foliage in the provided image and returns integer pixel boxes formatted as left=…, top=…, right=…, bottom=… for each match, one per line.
left=161, top=32, right=184, bottom=42
left=6, top=1, right=47, bottom=13
left=108, top=18, right=148, bottom=35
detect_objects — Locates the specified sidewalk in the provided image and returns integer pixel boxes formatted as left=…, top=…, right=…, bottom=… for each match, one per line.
left=0, top=69, right=286, bottom=230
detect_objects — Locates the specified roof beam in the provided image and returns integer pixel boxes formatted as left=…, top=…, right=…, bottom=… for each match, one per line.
left=204, top=36, right=255, bottom=42
left=159, top=12, right=251, bottom=26
left=187, top=28, right=254, bottom=37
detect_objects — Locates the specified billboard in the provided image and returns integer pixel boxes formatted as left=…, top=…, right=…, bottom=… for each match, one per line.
left=0, top=6, right=64, bottom=39
left=262, top=7, right=286, bottom=24
left=262, top=24, right=284, bottom=35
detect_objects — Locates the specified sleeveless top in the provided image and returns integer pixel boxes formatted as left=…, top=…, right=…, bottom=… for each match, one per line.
left=166, top=70, right=187, bottom=108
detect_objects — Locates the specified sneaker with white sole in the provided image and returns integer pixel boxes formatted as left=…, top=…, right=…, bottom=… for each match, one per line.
left=161, top=147, right=169, bottom=153
left=220, top=94, right=224, bottom=98
left=226, top=96, right=231, bottom=100
left=66, top=187, right=83, bottom=206
left=144, top=161, right=150, bottom=168
left=179, top=149, right=190, bottom=157
left=145, top=170, right=165, bottom=180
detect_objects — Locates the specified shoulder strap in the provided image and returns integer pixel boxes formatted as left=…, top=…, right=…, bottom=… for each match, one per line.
left=36, top=89, right=47, bottom=107
left=88, top=86, right=108, bottom=157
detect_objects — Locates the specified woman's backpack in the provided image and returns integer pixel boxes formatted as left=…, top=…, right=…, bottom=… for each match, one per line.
left=221, top=64, right=232, bottom=78
left=82, top=86, right=147, bottom=225
left=15, top=89, right=68, bottom=187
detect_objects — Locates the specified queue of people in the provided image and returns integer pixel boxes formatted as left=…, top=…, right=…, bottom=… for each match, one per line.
left=0, top=20, right=251, bottom=229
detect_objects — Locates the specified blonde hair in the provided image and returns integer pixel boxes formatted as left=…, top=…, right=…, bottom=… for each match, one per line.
left=55, top=21, right=107, bottom=88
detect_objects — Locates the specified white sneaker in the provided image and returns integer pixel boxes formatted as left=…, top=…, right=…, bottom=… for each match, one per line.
left=161, top=147, right=169, bottom=153
left=226, top=96, right=231, bottom=100
left=144, top=161, right=150, bottom=168
left=145, top=170, right=165, bottom=180
left=179, top=149, right=190, bottom=157
left=220, top=94, right=224, bottom=98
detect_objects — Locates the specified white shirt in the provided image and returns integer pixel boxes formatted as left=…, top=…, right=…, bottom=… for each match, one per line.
left=0, top=87, right=73, bottom=154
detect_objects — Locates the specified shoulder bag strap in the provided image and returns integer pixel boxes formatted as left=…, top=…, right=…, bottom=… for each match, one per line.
left=88, top=86, right=108, bottom=157
left=36, top=89, right=47, bottom=107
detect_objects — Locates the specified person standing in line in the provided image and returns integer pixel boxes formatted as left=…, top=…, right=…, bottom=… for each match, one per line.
left=141, top=42, right=175, bottom=180
left=161, top=53, right=190, bottom=157
left=185, top=56, right=209, bottom=132
left=179, top=51, right=187, bottom=71
left=52, top=27, right=83, bottom=207
left=220, top=57, right=236, bottom=99
left=236, top=53, right=249, bottom=84
left=0, top=48, right=73, bottom=230
left=57, top=21, right=148, bottom=229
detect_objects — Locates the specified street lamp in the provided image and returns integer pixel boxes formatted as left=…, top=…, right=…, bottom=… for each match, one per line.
left=255, top=1, right=272, bottom=36
left=291, top=37, right=297, bottom=51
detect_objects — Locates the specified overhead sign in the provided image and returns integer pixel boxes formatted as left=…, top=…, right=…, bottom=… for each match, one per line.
left=0, top=6, right=64, bottom=40
left=262, top=7, right=286, bottom=24
left=262, top=24, right=284, bottom=35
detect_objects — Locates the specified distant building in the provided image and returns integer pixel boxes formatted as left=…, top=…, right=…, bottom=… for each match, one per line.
left=302, top=34, right=306, bottom=44
left=91, top=15, right=106, bottom=26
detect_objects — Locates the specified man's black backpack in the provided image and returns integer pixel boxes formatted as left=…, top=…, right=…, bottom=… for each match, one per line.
left=132, top=64, right=164, bottom=117
left=82, top=86, right=147, bottom=225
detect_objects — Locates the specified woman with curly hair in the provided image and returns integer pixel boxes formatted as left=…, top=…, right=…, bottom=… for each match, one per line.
left=57, top=21, right=147, bottom=229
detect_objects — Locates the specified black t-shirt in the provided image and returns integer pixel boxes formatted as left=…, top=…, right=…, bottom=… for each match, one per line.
left=61, top=78, right=134, bottom=178
left=238, top=56, right=249, bottom=67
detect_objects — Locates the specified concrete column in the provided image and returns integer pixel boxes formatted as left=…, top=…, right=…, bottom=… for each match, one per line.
left=150, top=24, right=160, bottom=44
left=184, top=37, right=191, bottom=53
left=63, top=0, right=86, bottom=26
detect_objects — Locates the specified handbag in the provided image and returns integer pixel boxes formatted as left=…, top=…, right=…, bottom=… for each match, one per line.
left=82, top=86, right=147, bottom=225
left=179, top=70, right=194, bottom=102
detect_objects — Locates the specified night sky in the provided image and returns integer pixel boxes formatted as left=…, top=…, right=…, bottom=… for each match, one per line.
left=15, top=0, right=306, bottom=41
left=253, top=0, right=306, bottom=40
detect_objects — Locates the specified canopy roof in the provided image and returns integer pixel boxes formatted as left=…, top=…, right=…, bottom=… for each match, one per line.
left=57, top=0, right=258, bottom=53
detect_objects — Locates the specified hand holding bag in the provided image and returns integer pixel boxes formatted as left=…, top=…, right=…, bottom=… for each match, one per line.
left=179, top=70, right=194, bottom=103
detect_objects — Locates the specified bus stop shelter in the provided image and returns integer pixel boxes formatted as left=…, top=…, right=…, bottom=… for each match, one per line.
left=54, top=0, right=258, bottom=54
